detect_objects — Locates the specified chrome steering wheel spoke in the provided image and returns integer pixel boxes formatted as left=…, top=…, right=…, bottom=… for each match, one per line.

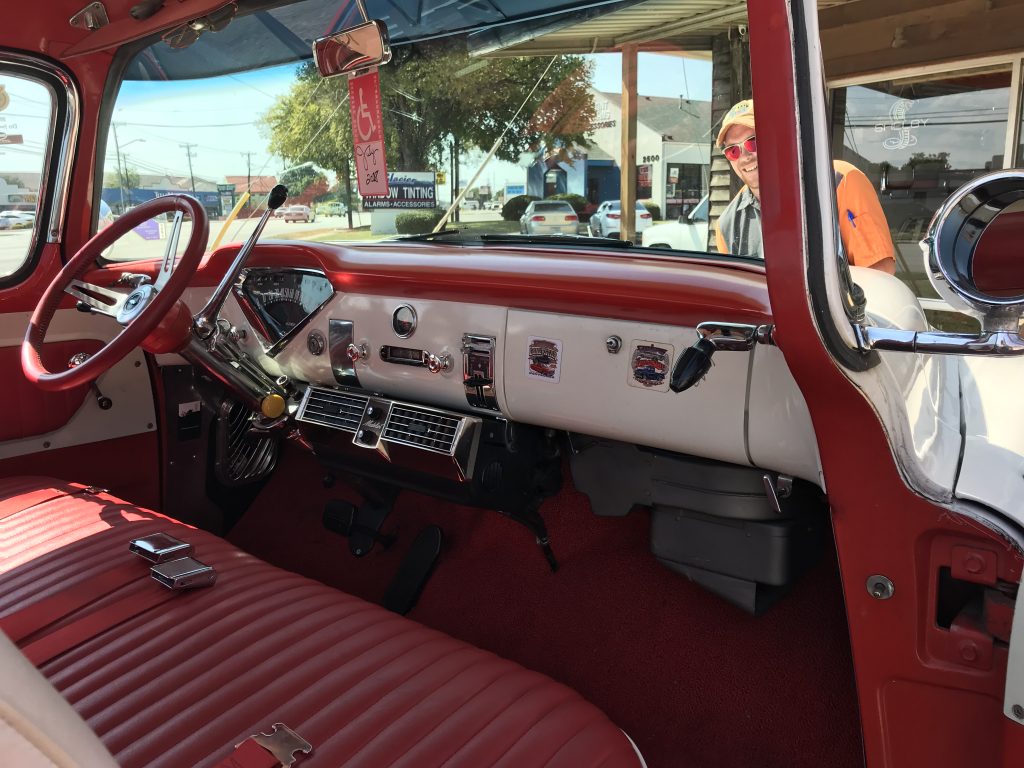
left=154, top=210, right=184, bottom=292
left=65, top=279, right=128, bottom=318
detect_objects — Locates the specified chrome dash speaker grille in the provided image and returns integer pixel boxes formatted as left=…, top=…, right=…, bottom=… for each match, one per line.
left=214, top=400, right=279, bottom=486
left=383, top=405, right=462, bottom=454
left=298, top=387, right=369, bottom=432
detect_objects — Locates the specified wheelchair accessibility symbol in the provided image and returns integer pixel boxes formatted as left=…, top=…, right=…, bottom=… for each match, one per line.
left=356, top=88, right=375, bottom=142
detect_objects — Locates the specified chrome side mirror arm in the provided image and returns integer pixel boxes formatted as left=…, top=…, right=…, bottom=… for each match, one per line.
left=855, top=325, right=1024, bottom=357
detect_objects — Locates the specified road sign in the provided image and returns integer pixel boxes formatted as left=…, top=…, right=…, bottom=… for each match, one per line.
left=436, top=171, right=447, bottom=185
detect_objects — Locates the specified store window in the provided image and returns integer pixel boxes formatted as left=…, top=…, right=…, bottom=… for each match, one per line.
left=832, top=66, right=1013, bottom=308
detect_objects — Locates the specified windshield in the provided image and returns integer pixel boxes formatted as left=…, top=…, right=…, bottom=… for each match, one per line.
left=99, top=0, right=723, bottom=261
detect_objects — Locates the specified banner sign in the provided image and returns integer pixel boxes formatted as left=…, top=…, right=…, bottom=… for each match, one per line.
left=349, top=70, right=389, bottom=198
left=505, top=184, right=526, bottom=197
left=363, top=172, right=436, bottom=210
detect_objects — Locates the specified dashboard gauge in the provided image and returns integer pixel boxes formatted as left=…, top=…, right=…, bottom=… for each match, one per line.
left=392, top=304, right=417, bottom=338
left=234, top=268, right=333, bottom=347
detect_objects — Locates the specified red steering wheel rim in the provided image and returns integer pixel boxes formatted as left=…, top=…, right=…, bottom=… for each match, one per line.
left=22, top=195, right=208, bottom=392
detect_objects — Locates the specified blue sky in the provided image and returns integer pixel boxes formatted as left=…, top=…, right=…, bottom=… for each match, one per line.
left=88, top=51, right=712, bottom=193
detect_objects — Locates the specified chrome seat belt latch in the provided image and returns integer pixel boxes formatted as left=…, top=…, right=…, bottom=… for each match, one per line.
left=150, top=556, right=217, bottom=590
left=129, top=532, right=194, bottom=564
left=243, top=722, right=313, bottom=766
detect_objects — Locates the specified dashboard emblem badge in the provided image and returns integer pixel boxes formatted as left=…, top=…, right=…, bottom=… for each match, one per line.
left=392, top=304, right=417, bottom=338
left=628, top=341, right=673, bottom=391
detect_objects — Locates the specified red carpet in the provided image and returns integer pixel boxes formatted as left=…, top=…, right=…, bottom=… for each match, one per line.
left=228, top=447, right=863, bottom=768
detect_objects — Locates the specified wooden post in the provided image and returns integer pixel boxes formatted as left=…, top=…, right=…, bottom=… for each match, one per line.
left=620, top=45, right=638, bottom=241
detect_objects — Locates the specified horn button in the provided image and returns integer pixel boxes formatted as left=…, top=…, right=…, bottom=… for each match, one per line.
left=117, top=284, right=156, bottom=325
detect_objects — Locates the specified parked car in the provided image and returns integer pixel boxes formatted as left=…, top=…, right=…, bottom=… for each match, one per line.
left=589, top=200, right=653, bottom=239
left=0, top=210, right=35, bottom=228
left=642, top=195, right=711, bottom=252
left=519, top=200, right=579, bottom=235
left=318, top=201, right=346, bottom=216
left=282, top=204, right=315, bottom=223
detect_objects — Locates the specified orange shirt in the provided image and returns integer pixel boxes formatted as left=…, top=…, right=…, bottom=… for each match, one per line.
left=715, top=159, right=894, bottom=269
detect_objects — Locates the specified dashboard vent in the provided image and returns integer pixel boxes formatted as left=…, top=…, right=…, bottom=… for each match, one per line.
left=298, top=387, right=368, bottom=432
left=384, top=406, right=462, bottom=454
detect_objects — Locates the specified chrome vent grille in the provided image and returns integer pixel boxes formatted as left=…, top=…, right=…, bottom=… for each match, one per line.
left=298, top=388, right=368, bottom=432
left=384, top=406, right=461, bottom=454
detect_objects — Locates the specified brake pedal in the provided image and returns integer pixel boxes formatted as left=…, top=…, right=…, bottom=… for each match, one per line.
left=322, top=499, right=396, bottom=557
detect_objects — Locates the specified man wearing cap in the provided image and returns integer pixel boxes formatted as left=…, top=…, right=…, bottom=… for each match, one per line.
left=715, top=99, right=896, bottom=274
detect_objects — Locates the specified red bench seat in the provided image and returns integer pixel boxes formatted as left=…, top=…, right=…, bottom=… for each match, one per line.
left=0, top=477, right=643, bottom=768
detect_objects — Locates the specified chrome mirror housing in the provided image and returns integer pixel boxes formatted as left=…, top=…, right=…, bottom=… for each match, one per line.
left=858, top=169, right=1024, bottom=357
left=312, top=20, right=392, bottom=79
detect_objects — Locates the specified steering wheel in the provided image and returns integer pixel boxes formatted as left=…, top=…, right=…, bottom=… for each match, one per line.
left=22, top=194, right=208, bottom=392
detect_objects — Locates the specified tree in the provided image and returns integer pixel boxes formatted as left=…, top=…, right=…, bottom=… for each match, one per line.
left=103, top=166, right=140, bottom=190
left=279, top=165, right=329, bottom=205
left=262, top=44, right=594, bottom=222
left=1, top=175, right=24, bottom=188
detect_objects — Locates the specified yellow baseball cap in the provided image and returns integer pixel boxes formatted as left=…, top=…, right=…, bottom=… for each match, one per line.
left=716, top=99, right=755, bottom=146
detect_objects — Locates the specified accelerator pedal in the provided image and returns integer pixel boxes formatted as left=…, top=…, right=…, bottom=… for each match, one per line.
left=383, top=525, right=444, bottom=615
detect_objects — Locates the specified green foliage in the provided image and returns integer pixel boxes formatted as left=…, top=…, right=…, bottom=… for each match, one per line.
left=549, top=193, right=587, bottom=217
left=263, top=47, right=595, bottom=177
left=904, top=152, right=950, bottom=170
left=279, top=165, right=329, bottom=205
left=502, top=195, right=539, bottom=222
left=641, top=200, right=661, bottom=221
left=102, top=166, right=140, bottom=190
left=395, top=209, right=446, bottom=234
left=1, top=175, right=24, bottom=187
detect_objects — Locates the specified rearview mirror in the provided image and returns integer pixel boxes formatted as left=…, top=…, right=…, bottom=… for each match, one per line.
left=312, top=20, right=392, bottom=78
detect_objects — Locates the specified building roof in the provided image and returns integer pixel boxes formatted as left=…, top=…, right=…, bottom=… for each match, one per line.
left=595, top=91, right=711, bottom=142
left=225, top=175, right=279, bottom=194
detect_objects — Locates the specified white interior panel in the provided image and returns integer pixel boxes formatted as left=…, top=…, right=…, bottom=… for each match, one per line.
left=746, top=345, right=821, bottom=484
left=0, top=310, right=156, bottom=459
left=504, top=310, right=750, bottom=467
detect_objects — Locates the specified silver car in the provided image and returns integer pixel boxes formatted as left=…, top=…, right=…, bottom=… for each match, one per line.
left=519, top=201, right=579, bottom=235
left=590, top=200, right=653, bottom=239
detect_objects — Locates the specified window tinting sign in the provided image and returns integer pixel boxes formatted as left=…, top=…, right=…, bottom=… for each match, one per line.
left=349, top=70, right=389, bottom=197
left=628, top=340, right=673, bottom=391
left=527, top=337, right=562, bottom=383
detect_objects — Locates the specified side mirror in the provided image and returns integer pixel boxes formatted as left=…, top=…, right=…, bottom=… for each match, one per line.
left=312, top=20, right=392, bottom=79
left=858, top=169, right=1024, bottom=356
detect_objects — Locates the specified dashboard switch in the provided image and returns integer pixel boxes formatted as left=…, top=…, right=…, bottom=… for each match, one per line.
left=347, top=341, right=369, bottom=363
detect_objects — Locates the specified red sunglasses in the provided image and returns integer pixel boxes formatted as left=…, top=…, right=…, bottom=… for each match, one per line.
left=722, top=136, right=757, bottom=161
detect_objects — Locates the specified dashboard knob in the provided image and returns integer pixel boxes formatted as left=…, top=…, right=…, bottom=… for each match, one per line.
left=426, top=351, right=452, bottom=374
left=346, top=342, right=368, bottom=363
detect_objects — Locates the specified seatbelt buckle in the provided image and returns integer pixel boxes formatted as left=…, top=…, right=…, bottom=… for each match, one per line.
left=129, top=532, right=193, bottom=564
left=242, top=723, right=313, bottom=766
left=150, top=556, right=217, bottom=590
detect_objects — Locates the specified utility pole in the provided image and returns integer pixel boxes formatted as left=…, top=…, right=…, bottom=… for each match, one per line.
left=113, top=123, right=125, bottom=214
left=180, top=143, right=197, bottom=194
left=241, top=151, right=254, bottom=192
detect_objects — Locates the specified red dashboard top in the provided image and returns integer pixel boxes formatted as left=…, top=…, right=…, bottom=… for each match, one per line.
left=88, top=240, right=772, bottom=329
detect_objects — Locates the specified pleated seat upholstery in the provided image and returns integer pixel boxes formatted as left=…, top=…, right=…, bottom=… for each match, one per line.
left=0, top=476, right=643, bottom=768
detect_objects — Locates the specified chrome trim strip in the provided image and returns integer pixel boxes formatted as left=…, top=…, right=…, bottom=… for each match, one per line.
left=0, top=53, right=79, bottom=245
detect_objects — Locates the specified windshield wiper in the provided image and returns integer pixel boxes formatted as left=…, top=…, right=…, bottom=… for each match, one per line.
left=479, top=234, right=635, bottom=248
left=396, top=228, right=464, bottom=242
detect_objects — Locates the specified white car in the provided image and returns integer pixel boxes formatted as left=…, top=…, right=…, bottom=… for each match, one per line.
left=282, top=205, right=315, bottom=223
left=589, top=200, right=653, bottom=239
left=642, top=196, right=711, bottom=252
left=0, top=210, right=35, bottom=228
left=519, top=200, right=579, bottom=235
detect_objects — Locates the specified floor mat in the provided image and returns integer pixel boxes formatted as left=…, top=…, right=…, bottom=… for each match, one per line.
left=228, top=447, right=863, bottom=768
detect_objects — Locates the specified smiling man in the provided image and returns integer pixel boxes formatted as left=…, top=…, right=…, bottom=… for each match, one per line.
left=714, top=99, right=896, bottom=274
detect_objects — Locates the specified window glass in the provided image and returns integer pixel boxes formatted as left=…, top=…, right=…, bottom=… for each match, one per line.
left=0, top=73, right=53, bottom=279
left=832, top=67, right=1012, bottom=312
left=100, top=3, right=733, bottom=262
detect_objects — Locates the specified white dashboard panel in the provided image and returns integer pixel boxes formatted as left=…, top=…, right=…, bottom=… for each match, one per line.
left=266, top=294, right=509, bottom=416
left=503, top=310, right=751, bottom=468
left=746, top=344, right=821, bottom=483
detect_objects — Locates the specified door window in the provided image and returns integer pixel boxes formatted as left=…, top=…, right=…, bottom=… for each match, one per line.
left=0, top=72, right=53, bottom=279
left=831, top=66, right=1014, bottom=321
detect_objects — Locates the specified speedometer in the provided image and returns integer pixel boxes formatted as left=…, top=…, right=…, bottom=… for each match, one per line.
left=234, top=268, right=334, bottom=347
